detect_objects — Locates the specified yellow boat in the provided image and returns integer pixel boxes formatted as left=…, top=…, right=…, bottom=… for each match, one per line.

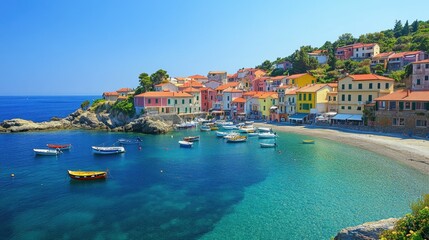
left=68, top=170, right=107, bottom=180
left=302, top=140, right=315, bottom=144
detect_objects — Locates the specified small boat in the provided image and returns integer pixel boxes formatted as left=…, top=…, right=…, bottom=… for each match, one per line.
left=118, top=137, right=142, bottom=145
left=200, top=125, right=211, bottom=132
left=258, top=132, right=277, bottom=139
left=34, top=148, right=61, bottom=156
left=47, top=144, right=72, bottom=150
left=223, top=132, right=240, bottom=139
left=227, top=136, right=247, bottom=143
left=248, top=132, right=259, bottom=137
left=239, top=126, right=256, bottom=133
left=245, top=121, right=254, bottom=125
left=68, top=170, right=107, bottom=180
left=175, top=121, right=197, bottom=129
left=302, top=140, right=315, bottom=144
left=179, top=140, right=193, bottom=148
left=92, top=146, right=125, bottom=154
left=216, top=131, right=228, bottom=137
left=210, top=126, right=219, bottom=131
left=183, top=136, right=199, bottom=142
left=260, top=142, right=277, bottom=148
left=222, top=125, right=238, bottom=130
left=257, top=127, right=272, bottom=133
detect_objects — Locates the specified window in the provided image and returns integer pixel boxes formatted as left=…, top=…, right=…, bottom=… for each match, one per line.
left=299, top=93, right=302, bottom=101
left=369, top=83, right=373, bottom=89
left=303, top=94, right=306, bottom=101
left=263, top=106, right=265, bottom=111
left=377, top=83, right=381, bottom=89
left=189, top=99, right=192, bottom=103
left=182, top=99, right=185, bottom=104
left=161, top=108, right=164, bottom=113
left=348, top=84, right=352, bottom=89
left=358, top=95, right=362, bottom=101
left=333, top=96, right=336, bottom=101
left=389, top=101, right=396, bottom=110
left=426, top=64, right=429, bottom=69
left=341, top=84, right=345, bottom=90
left=341, top=106, right=345, bottom=110
left=393, top=118, right=405, bottom=126
left=348, top=106, right=351, bottom=110
left=309, top=94, right=312, bottom=101
left=417, top=64, right=421, bottom=69
left=425, top=76, right=429, bottom=81
left=174, top=99, right=177, bottom=104
left=416, top=120, right=427, bottom=127
left=417, top=79, right=421, bottom=85
left=385, top=83, right=389, bottom=89
left=148, top=99, right=151, bottom=104
left=379, top=101, right=386, bottom=109
left=168, top=99, right=171, bottom=104
left=328, top=96, right=331, bottom=101
left=357, top=106, right=361, bottom=110
left=155, top=99, right=158, bottom=104
left=302, top=103, right=310, bottom=110
left=197, top=96, right=199, bottom=100
left=348, top=95, right=351, bottom=101
left=368, top=95, right=373, bottom=102
left=358, top=83, right=362, bottom=89
left=227, top=96, right=230, bottom=101
left=404, top=102, right=411, bottom=110
left=341, top=94, right=345, bottom=101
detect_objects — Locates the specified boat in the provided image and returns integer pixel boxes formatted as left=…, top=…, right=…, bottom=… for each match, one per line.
left=34, top=148, right=61, bottom=156
left=260, top=142, right=277, bottom=148
left=46, top=144, right=72, bottom=150
left=258, top=132, right=277, bottom=139
left=210, top=126, right=219, bottom=131
left=247, top=132, right=259, bottom=137
left=92, top=146, right=125, bottom=154
left=222, top=125, right=238, bottom=130
left=183, top=136, right=199, bottom=142
left=226, top=135, right=247, bottom=143
left=245, top=121, right=254, bottom=125
left=175, top=121, right=197, bottom=129
left=302, top=140, right=315, bottom=144
left=257, top=127, right=272, bottom=133
left=216, top=131, right=228, bottom=137
left=223, top=132, right=241, bottom=139
left=238, top=126, right=256, bottom=133
left=68, top=170, right=107, bottom=180
left=118, top=137, right=142, bottom=145
left=200, top=125, right=211, bottom=132
left=179, top=140, right=193, bottom=148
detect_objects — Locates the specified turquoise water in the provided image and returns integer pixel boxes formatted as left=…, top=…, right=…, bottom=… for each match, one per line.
left=0, top=129, right=428, bottom=239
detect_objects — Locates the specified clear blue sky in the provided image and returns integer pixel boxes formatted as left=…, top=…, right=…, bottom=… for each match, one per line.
left=1, top=0, right=428, bottom=96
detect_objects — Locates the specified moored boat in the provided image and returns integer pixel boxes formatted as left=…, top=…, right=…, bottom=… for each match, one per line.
left=92, top=146, right=125, bottom=154
left=200, top=125, right=211, bottom=131
left=179, top=140, right=193, bottom=148
left=118, top=137, right=142, bottom=145
left=215, top=131, right=228, bottom=137
left=46, top=144, right=72, bottom=150
left=302, top=140, right=315, bottom=144
left=68, top=170, right=107, bottom=180
left=226, top=135, right=247, bottom=143
left=183, top=136, right=199, bottom=142
left=222, top=125, right=238, bottom=130
left=248, top=132, right=259, bottom=137
left=223, top=132, right=240, bottom=139
left=34, top=148, right=61, bottom=156
left=258, top=132, right=277, bottom=139
left=257, top=127, right=272, bottom=133
left=260, top=142, right=277, bottom=148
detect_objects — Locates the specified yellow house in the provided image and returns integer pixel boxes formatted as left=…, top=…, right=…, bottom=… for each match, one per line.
left=338, top=74, right=394, bottom=115
left=296, top=84, right=333, bottom=114
left=255, top=92, right=278, bottom=120
left=285, top=73, right=317, bottom=88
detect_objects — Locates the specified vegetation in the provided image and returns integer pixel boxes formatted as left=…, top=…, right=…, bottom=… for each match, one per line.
left=80, top=100, right=90, bottom=110
left=112, top=97, right=135, bottom=117
left=380, top=194, right=429, bottom=239
left=135, top=69, right=169, bottom=95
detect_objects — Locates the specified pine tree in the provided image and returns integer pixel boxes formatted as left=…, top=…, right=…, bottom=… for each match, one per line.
left=393, top=20, right=403, bottom=38
left=401, top=20, right=410, bottom=36
left=411, top=20, right=419, bottom=33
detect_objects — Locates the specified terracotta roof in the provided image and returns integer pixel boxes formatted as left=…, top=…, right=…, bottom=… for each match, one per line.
left=215, top=82, right=239, bottom=91
left=208, top=71, right=227, bottom=74
left=182, top=80, right=203, bottom=88
left=285, top=89, right=297, bottom=95
left=256, top=92, right=277, bottom=99
left=223, top=88, right=243, bottom=93
left=228, top=73, right=238, bottom=78
left=308, top=50, right=327, bottom=55
left=296, top=84, right=330, bottom=93
left=389, top=51, right=423, bottom=59
left=103, top=92, right=119, bottom=96
left=375, top=89, right=429, bottom=101
left=413, top=59, right=429, bottom=64
left=327, top=83, right=338, bottom=88
left=345, top=74, right=394, bottom=81
left=242, top=91, right=258, bottom=96
left=183, top=87, right=200, bottom=93
left=270, top=76, right=287, bottom=80
left=232, top=97, right=246, bottom=103
left=188, top=74, right=207, bottom=79
left=116, top=88, right=133, bottom=92
left=278, top=84, right=293, bottom=89
left=286, top=73, right=308, bottom=79
left=135, top=91, right=192, bottom=98
left=373, top=52, right=395, bottom=59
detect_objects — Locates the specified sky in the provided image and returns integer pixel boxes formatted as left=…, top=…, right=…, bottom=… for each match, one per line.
left=1, top=0, right=429, bottom=96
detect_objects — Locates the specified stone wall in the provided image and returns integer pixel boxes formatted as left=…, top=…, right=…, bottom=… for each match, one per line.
left=375, top=110, right=429, bottom=137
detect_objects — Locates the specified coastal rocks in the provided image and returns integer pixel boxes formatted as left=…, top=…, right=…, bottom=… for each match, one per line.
left=0, top=118, right=71, bottom=132
left=334, top=218, right=398, bottom=240
left=124, top=116, right=173, bottom=134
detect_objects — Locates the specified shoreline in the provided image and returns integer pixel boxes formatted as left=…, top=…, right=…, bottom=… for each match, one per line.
left=254, top=123, right=429, bottom=176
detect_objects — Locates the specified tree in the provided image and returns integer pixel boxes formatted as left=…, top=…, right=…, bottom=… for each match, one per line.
left=256, top=60, right=273, bottom=72
left=335, top=33, right=356, bottom=47
left=135, top=72, right=152, bottom=95
left=290, top=46, right=318, bottom=74
left=150, top=69, right=169, bottom=87
left=270, top=68, right=285, bottom=77
left=389, top=70, right=406, bottom=82
left=394, top=20, right=403, bottom=38
left=401, top=20, right=410, bottom=36
left=80, top=100, right=90, bottom=110
left=411, top=19, right=419, bottom=33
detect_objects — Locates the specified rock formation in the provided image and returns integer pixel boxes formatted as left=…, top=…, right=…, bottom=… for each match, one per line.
left=334, top=218, right=398, bottom=240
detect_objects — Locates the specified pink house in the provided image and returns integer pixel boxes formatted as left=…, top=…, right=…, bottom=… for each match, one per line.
left=231, top=97, right=246, bottom=120
left=200, top=87, right=216, bottom=112
left=134, top=91, right=193, bottom=115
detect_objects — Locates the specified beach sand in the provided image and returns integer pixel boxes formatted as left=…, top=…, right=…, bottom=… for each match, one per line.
left=254, top=123, right=429, bottom=176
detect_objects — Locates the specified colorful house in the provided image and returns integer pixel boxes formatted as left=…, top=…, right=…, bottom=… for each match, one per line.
left=231, top=97, right=246, bottom=120
left=285, top=73, right=316, bottom=88
left=326, top=83, right=339, bottom=113
left=370, top=52, right=395, bottom=72
left=213, top=82, right=240, bottom=110
left=257, top=92, right=278, bottom=121
left=387, top=51, right=428, bottom=72
left=134, top=91, right=193, bottom=115
left=200, top=87, right=216, bottom=112
left=178, top=80, right=203, bottom=91
left=335, top=43, right=379, bottom=60
left=188, top=74, right=208, bottom=84
left=183, top=87, right=202, bottom=113
left=222, top=88, right=243, bottom=118
left=154, top=82, right=178, bottom=92
left=236, top=68, right=266, bottom=91
left=207, top=71, right=228, bottom=84
left=308, top=50, right=328, bottom=64
left=410, top=59, right=429, bottom=90
left=102, top=92, right=119, bottom=102
left=296, top=84, right=333, bottom=114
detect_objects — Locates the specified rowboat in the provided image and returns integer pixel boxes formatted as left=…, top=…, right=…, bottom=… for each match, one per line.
left=260, top=142, right=277, bottom=148
left=257, top=127, right=272, bottom=133
left=222, top=125, right=238, bottom=130
left=118, top=137, right=142, bottom=145
left=47, top=144, right=72, bottom=150
left=183, top=136, right=199, bottom=142
left=238, top=126, right=256, bottom=133
left=68, top=170, right=107, bottom=180
left=247, top=132, right=259, bottom=137
left=34, top=148, right=61, bottom=156
left=179, top=140, right=193, bottom=148
left=200, top=125, right=211, bottom=131
left=92, top=146, right=125, bottom=154
left=258, top=132, right=277, bottom=139
left=215, top=131, right=228, bottom=137
left=226, top=136, right=247, bottom=143
left=302, top=140, right=315, bottom=144
left=223, top=132, right=240, bottom=139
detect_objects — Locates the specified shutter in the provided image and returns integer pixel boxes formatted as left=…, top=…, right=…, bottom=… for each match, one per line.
left=399, top=102, right=404, bottom=110
left=375, top=101, right=378, bottom=110
left=412, top=102, right=416, bottom=110
left=425, top=102, right=429, bottom=110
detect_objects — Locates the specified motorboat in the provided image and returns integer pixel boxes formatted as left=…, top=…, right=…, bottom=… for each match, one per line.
left=34, top=148, right=61, bottom=156
left=68, top=170, right=107, bottom=180
left=179, top=140, right=193, bottom=148
left=258, top=132, right=277, bottom=139
left=92, top=146, right=125, bottom=154
left=46, top=144, right=72, bottom=150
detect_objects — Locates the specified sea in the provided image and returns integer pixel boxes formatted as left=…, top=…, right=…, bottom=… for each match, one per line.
left=0, top=96, right=428, bottom=239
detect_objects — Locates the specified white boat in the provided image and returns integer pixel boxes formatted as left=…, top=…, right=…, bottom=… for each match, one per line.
left=178, top=140, right=193, bottom=148
left=245, top=121, right=254, bottom=125
left=223, top=132, right=241, bottom=139
left=226, top=136, right=247, bottom=143
left=92, top=146, right=125, bottom=155
left=258, top=132, right=277, bottom=139
left=216, top=131, right=228, bottom=137
left=34, top=148, right=61, bottom=156
left=118, top=137, right=142, bottom=145
left=176, top=121, right=197, bottom=129
left=239, top=126, right=256, bottom=133
left=200, top=125, right=211, bottom=131
left=260, top=142, right=277, bottom=148
left=258, top=127, right=272, bottom=132
left=248, top=132, right=259, bottom=137
left=222, top=125, right=238, bottom=130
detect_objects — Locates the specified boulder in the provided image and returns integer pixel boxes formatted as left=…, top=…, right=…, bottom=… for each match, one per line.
left=334, top=218, right=398, bottom=240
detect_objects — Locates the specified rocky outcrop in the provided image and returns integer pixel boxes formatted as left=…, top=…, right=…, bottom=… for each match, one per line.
left=334, top=218, right=398, bottom=240
left=0, top=118, right=72, bottom=132
left=124, top=116, right=174, bottom=134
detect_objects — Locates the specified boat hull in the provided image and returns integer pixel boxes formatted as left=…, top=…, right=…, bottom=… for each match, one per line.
left=47, top=144, right=72, bottom=150
left=260, top=143, right=277, bottom=148
left=92, top=146, right=125, bottom=155
left=68, top=170, right=107, bottom=180
left=178, top=141, right=193, bottom=148
left=34, top=149, right=60, bottom=156
left=302, top=140, right=315, bottom=144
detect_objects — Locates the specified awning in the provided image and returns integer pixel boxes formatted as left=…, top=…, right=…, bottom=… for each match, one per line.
left=348, top=114, right=363, bottom=121
left=326, top=112, right=337, bottom=116
left=270, top=106, right=278, bottom=110
left=331, top=114, right=352, bottom=120
left=289, top=113, right=308, bottom=121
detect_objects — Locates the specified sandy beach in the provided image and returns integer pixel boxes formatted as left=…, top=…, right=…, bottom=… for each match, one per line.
left=255, top=123, right=429, bottom=176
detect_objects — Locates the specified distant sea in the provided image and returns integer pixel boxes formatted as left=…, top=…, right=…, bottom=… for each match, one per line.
left=0, top=96, right=98, bottom=122
left=0, top=96, right=428, bottom=239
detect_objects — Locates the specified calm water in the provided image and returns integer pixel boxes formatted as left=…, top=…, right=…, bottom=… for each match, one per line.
left=0, top=97, right=428, bottom=239
left=0, top=129, right=428, bottom=239
left=0, top=96, right=98, bottom=122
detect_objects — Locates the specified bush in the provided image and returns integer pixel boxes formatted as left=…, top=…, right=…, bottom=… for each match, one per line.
left=381, top=194, right=429, bottom=239
left=112, top=97, right=135, bottom=117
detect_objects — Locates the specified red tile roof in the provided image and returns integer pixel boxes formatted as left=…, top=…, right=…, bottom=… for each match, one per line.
left=296, top=84, right=331, bottom=93
left=373, top=52, right=395, bottom=59
left=135, top=91, right=192, bottom=98
left=215, top=82, right=239, bottom=91
left=188, top=74, right=207, bottom=79
left=223, top=88, right=243, bottom=93
left=183, top=87, right=200, bottom=93
left=286, top=73, right=307, bottom=79
left=103, top=92, right=119, bottom=96
left=285, top=89, right=297, bottom=95
left=375, top=89, right=429, bottom=101
left=116, top=88, right=133, bottom=92
left=242, top=91, right=258, bottom=96
left=346, top=74, right=394, bottom=81
left=182, top=80, right=203, bottom=88
left=389, top=51, right=423, bottom=59
left=232, top=97, right=246, bottom=103
left=413, top=59, right=429, bottom=64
